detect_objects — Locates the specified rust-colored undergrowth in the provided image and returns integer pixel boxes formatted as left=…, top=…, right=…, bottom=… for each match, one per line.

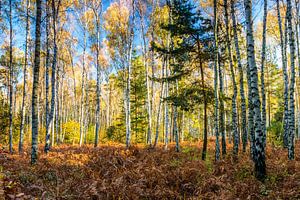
left=0, top=139, right=299, bottom=199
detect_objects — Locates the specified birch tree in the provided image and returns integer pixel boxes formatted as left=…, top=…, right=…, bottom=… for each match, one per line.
left=90, top=0, right=103, bottom=147
left=286, top=0, right=296, bottom=160
left=260, top=0, right=267, bottom=147
left=137, top=0, right=153, bottom=146
left=213, top=0, right=220, bottom=161
left=8, top=0, right=13, bottom=154
left=230, top=0, right=247, bottom=152
left=275, top=0, right=289, bottom=149
left=31, top=0, right=42, bottom=164
left=244, top=0, right=266, bottom=179
left=44, top=0, right=51, bottom=152
left=104, top=1, right=135, bottom=148
left=19, top=0, right=30, bottom=153
left=224, top=0, right=237, bottom=155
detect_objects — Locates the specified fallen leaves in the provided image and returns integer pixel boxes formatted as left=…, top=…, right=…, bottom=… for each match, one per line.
left=0, top=140, right=299, bottom=199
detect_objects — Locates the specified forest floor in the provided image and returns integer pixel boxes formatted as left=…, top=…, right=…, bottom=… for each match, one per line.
left=0, top=139, right=299, bottom=200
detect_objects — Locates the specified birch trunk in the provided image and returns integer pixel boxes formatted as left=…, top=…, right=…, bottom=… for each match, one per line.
left=79, top=30, right=86, bottom=146
left=55, top=68, right=60, bottom=144
left=139, top=5, right=152, bottom=146
left=244, top=0, right=266, bottom=179
left=286, top=0, right=296, bottom=160
left=224, top=0, right=238, bottom=155
left=276, top=0, right=289, bottom=148
left=154, top=59, right=165, bottom=147
left=45, top=0, right=60, bottom=152
left=260, top=0, right=267, bottom=148
left=230, top=0, right=247, bottom=152
left=8, top=0, right=13, bottom=154
left=19, top=0, right=30, bottom=153
left=31, top=0, right=42, bottom=164
left=213, top=0, right=220, bottom=161
left=44, top=0, right=51, bottom=152
left=218, top=53, right=226, bottom=156
left=94, top=8, right=102, bottom=147
left=125, top=0, right=135, bottom=148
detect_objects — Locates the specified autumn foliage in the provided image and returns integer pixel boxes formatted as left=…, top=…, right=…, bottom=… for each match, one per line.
left=0, top=140, right=299, bottom=199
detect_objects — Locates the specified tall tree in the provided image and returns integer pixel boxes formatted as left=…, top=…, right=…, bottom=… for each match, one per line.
left=45, top=0, right=61, bottom=152
left=19, top=0, right=30, bottom=153
left=78, top=0, right=88, bottom=146
left=31, top=0, right=42, bottom=164
left=224, top=0, right=237, bottom=155
left=230, top=0, right=247, bottom=152
left=214, top=0, right=220, bottom=161
left=8, top=0, right=13, bottom=154
left=244, top=0, right=266, bottom=179
left=260, top=0, right=268, bottom=148
left=218, top=52, right=226, bottom=156
left=91, top=0, right=103, bottom=147
left=138, top=0, right=153, bottom=146
left=44, top=0, right=51, bottom=152
left=125, top=0, right=135, bottom=148
left=286, top=0, right=296, bottom=160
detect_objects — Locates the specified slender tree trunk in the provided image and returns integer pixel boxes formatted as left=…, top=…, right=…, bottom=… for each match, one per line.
left=125, top=0, right=135, bottom=148
left=276, top=0, right=289, bottom=147
left=79, top=30, right=86, bottom=146
left=44, top=0, right=51, bottom=152
left=164, top=60, right=169, bottom=150
left=8, top=0, right=13, bottom=154
left=244, top=0, right=266, bottom=180
left=174, top=81, right=180, bottom=152
left=213, top=0, right=220, bottom=161
left=218, top=53, right=226, bottom=156
left=45, top=0, right=60, bottom=152
left=139, top=6, right=152, bottom=146
left=230, top=0, right=247, bottom=152
left=31, top=0, right=42, bottom=164
left=55, top=68, right=60, bottom=144
left=260, top=0, right=268, bottom=148
left=224, top=0, right=238, bottom=155
left=84, top=70, right=89, bottom=145
left=294, top=0, right=300, bottom=140
left=283, top=7, right=289, bottom=148
left=154, top=59, right=165, bottom=147
left=94, top=11, right=101, bottom=147
left=198, top=53, right=208, bottom=160
left=19, top=0, right=30, bottom=153
left=286, top=0, right=296, bottom=160
left=69, top=49, right=77, bottom=120
left=296, top=0, right=300, bottom=78
left=150, top=0, right=156, bottom=146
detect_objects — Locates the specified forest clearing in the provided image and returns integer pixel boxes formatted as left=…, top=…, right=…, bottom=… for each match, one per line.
left=0, top=140, right=299, bottom=199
